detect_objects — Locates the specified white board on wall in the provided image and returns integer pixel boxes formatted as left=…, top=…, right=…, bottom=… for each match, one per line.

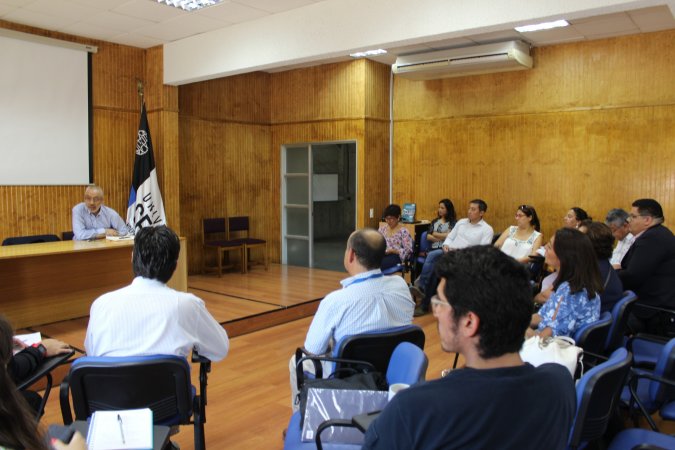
left=312, top=174, right=338, bottom=202
left=0, top=30, right=92, bottom=185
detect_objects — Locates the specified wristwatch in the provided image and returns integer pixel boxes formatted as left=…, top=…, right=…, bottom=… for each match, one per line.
left=31, top=342, right=47, bottom=358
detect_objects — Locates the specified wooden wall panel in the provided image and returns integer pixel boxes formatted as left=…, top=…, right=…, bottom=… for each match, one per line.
left=179, top=118, right=272, bottom=273
left=394, top=30, right=675, bottom=120
left=393, top=106, right=675, bottom=244
left=271, top=61, right=366, bottom=123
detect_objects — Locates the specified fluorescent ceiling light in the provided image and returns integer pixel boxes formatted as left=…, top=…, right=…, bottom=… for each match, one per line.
left=515, top=19, right=569, bottom=33
left=349, top=49, right=387, bottom=58
left=155, top=0, right=224, bottom=11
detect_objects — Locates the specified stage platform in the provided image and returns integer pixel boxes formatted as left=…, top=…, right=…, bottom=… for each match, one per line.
left=25, top=264, right=345, bottom=354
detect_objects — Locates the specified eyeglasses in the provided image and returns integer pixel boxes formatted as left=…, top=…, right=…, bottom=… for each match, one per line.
left=628, top=214, right=649, bottom=221
left=430, top=295, right=449, bottom=309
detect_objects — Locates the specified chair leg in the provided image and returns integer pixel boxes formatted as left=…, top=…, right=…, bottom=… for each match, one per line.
left=241, top=246, right=247, bottom=274
left=217, top=249, right=223, bottom=277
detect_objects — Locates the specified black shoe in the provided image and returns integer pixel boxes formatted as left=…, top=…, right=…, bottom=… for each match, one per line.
left=414, top=306, right=429, bottom=317
left=409, top=286, right=425, bottom=305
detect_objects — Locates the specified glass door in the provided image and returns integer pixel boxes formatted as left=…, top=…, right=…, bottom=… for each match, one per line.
left=281, top=145, right=312, bottom=266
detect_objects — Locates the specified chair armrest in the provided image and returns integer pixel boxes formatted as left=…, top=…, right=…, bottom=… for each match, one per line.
left=315, top=419, right=357, bottom=450
left=60, top=374, right=73, bottom=425
left=626, top=369, right=675, bottom=432
left=16, top=350, right=75, bottom=391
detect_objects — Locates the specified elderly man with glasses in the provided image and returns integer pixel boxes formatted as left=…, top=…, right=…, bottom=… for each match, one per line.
left=619, top=199, right=675, bottom=335
left=605, top=208, right=635, bottom=269
left=362, top=246, right=575, bottom=450
left=72, top=185, right=130, bottom=240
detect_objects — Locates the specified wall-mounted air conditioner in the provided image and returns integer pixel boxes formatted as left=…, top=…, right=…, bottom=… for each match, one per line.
left=392, top=40, right=533, bottom=80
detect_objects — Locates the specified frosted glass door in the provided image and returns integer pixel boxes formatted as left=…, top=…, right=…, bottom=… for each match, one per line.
left=282, top=146, right=312, bottom=267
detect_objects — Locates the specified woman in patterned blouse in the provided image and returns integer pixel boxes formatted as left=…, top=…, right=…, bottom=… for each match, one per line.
left=528, top=228, right=602, bottom=338
left=378, top=204, right=413, bottom=270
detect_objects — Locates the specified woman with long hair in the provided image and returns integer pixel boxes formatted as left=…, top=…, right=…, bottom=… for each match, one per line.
left=528, top=228, right=602, bottom=338
left=425, top=199, right=456, bottom=250
left=0, top=316, right=85, bottom=450
left=494, top=204, right=543, bottom=263
left=580, top=221, right=624, bottom=313
left=0, top=315, right=50, bottom=450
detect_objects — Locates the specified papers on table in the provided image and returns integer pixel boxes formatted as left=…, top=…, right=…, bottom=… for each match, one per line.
left=13, top=332, right=41, bottom=355
left=87, top=408, right=153, bottom=450
left=105, top=234, right=135, bottom=241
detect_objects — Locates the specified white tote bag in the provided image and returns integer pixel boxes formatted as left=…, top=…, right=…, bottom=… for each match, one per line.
left=520, top=335, right=583, bottom=377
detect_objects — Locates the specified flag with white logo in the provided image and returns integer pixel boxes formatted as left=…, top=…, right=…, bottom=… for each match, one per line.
left=126, top=102, right=166, bottom=232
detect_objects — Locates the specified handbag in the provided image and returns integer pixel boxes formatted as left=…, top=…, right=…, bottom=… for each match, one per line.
left=520, top=335, right=583, bottom=377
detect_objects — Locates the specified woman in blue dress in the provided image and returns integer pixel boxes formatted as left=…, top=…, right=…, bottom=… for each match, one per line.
left=528, top=228, right=603, bottom=338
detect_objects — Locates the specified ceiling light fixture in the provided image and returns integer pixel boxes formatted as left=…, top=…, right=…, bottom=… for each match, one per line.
left=515, top=19, right=569, bottom=33
left=349, top=49, right=387, bottom=58
left=155, top=0, right=224, bottom=12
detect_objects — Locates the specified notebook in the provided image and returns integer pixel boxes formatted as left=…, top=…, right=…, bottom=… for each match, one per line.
left=87, top=408, right=153, bottom=450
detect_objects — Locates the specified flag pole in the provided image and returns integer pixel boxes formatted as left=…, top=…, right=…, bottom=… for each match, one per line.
left=136, top=78, right=144, bottom=111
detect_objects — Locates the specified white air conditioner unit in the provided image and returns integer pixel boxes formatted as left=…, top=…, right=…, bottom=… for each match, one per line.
left=392, top=40, right=533, bottom=80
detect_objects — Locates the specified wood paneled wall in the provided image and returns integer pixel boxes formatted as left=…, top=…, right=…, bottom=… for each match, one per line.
left=393, top=30, right=675, bottom=243
left=0, top=21, right=180, bottom=243
left=181, top=60, right=391, bottom=273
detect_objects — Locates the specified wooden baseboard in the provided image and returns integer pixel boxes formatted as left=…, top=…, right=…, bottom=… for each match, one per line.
left=223, top=300, right=320, bottom=338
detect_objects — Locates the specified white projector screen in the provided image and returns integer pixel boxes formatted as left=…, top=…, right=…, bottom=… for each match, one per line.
left=0, top=32, right=92, bottom=185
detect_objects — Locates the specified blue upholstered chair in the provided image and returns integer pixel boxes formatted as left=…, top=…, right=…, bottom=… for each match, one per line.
left=604, top=291, right=638, bottom=355
left=2, top=234, right=60, bottom=245
left=59, top=353, right=211, bottom=450
left=285, top=342, right=428, bottom=450
left=567, top=348, right=632, bottom=450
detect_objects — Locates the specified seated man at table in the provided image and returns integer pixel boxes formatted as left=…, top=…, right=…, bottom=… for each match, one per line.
left=72, top=185, right=130, bottom=240
left=288, top=228, right=414, bottom=411
left=85, top=226, right=229, bottom=362
left=362, top=246, right=575, bottom=450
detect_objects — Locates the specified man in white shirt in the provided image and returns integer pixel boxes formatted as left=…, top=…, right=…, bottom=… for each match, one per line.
left=413, top=199, right=494, bottom=315
left=605, top=208, right=635, bottom=269
left=85, top=226, right=229, bottom=362
left=288, top=229, right=414, bottom=410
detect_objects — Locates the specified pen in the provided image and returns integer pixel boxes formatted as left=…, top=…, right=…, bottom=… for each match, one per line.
left=117, top=414, right=126, bottom=444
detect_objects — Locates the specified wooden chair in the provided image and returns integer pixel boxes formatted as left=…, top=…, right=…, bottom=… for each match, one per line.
left=228, top=216, right=268, bottom=272
left=202, top=218, right=245, bottom=276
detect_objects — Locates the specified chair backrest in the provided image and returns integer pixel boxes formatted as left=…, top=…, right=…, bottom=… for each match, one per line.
left=417, top=231, right=431, bottom=257
left=228, top=216, right=250, bottom=235
left=63, top=355, right=193, bottom=426
left=386, top=342, right=428, bottom=385
left=332, top=325, right=425, bottom=376
left=573, top=311, right=613, bottom=355
left=203, top=218, right=226, bottom=242
left=568, top=348, right=632, bottom=449
left=648, top=337, right=675, bottom=405
left=62, top=231, right=74, bottom=241
left=604, top=291, right=638, bottom=353
left=2, top=234, right=60, bottom=246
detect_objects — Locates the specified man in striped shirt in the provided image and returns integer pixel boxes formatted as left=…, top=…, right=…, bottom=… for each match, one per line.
left=288, top=228, right=415, bottom=411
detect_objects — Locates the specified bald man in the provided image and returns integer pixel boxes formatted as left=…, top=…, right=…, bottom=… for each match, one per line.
left=288, top=228, right=415, bottom=410
left=72, top=185, right=130, bottom=240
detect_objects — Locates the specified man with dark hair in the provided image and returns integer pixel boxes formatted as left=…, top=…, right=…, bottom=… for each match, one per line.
left=85, top=226, right=229, bottom=361
left=288, top=228, right=414, bottom=410
left=412, top=199, right=494, bottom=316
left=363, top=246, right=575, bottom=450
left=605, top=208, right=634, bottom=269
left=619, top=199, right=675, bottom=334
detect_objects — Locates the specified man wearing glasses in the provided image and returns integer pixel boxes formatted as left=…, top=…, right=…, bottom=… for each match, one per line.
left=605, top=208, right=635, bottom=269
left=72, top=185, right=130, bottom=240
left=362, top=246, right=575, bottom=450
left=619, top=199, right=675, bottom=335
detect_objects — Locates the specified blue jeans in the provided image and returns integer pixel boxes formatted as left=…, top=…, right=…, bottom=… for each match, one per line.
left=418, top=249, right=443, bottom=293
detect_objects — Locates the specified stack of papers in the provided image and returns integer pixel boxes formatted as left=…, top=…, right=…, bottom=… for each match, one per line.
left=13, top=332, right=41, bottom=355
left=87, top=408, right=153, bottom=450
left=105, top=235, right=135, bottom=241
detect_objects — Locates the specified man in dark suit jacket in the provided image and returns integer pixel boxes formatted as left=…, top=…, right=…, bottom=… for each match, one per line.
left=619, top=199, right=675, bottom=335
